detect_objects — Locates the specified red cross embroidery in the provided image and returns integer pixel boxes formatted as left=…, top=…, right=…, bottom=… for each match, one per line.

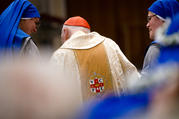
left=90, top=78, right=104, bottom=93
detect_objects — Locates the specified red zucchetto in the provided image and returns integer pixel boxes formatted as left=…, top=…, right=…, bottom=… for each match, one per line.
left=64, top=16, right=90, bottom=29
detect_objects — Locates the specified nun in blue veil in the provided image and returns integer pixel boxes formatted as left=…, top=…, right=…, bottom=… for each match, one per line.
left=0, top=0, right=40, bottom=57
left=141, top=0, right=179, bottom=78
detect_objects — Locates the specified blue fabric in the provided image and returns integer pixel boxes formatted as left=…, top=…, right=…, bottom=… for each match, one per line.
left=158, top=45, right=179, bottom=64
left=148, top=0, right=179, bottom=19
left=151, top=40, right=159, bottom=45
left=22, top=3, right=40, bottom=18
left=0, top=0, right=40, bottom=54
left=13, top=28, right=29, bottom=51
left=157, top=14, right=179, bottom=64
left=82, top=91, right=151, bottom=119
left=166, top=13, right=179, bottom=35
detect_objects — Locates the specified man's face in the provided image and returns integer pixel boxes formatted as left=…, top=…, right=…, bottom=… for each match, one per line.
left=19, top=18, right=40, bottom=35
left=146, top=12, right=164, bottom=40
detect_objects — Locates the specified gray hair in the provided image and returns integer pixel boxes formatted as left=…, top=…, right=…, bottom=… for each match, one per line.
left=63, top=25, right=91, bottom=34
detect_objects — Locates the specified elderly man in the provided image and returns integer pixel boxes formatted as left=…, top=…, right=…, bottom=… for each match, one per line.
left=51, top=16, right=140, bottom=102
left=141, top=0, right=179, bottom=76
left=0, top=0, right=40, bottom=57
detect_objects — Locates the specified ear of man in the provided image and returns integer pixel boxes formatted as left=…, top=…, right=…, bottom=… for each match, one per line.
left=63, top=27, right=70, bottom=41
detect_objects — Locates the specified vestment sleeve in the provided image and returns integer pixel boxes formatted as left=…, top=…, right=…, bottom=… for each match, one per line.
left=114, top=42, right=141, bottom=86
left=104, top=38, right=140, bottom=91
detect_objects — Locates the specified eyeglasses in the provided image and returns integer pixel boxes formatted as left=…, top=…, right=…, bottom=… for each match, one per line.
left=35, top=21, right=40, bottom=29
left=30, top=18, right=40, bottom=29
left=147, top=15, right=156, bottom=22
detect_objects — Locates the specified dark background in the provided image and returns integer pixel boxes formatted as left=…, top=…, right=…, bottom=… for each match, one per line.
left=1, top=0, right=155, bottom=69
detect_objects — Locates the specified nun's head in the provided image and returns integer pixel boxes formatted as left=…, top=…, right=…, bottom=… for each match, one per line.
left=19, top=2, right=40, bottom=35
left=146, top=0, right=179, bottom=40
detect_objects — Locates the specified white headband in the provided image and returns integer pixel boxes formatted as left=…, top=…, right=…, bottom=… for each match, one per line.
left=21, top=18, right=32, bottom=20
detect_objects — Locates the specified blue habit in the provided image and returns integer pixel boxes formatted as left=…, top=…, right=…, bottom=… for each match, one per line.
left=157, top=13, right=179, bottom=65
left=0, top=0, right=40, bottom=54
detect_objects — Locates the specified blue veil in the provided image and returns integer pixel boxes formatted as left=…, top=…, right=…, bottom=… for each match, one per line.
left=0, top=0, right=40, bottom=54
left=148, top=0, right=179, bottom=20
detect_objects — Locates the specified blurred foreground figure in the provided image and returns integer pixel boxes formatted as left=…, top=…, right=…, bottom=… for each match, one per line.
left=0, top=58, right=82, bottom=119
left=147, top=67, right=179, bottom=119
left=51, top=16, right=140, bottom=102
